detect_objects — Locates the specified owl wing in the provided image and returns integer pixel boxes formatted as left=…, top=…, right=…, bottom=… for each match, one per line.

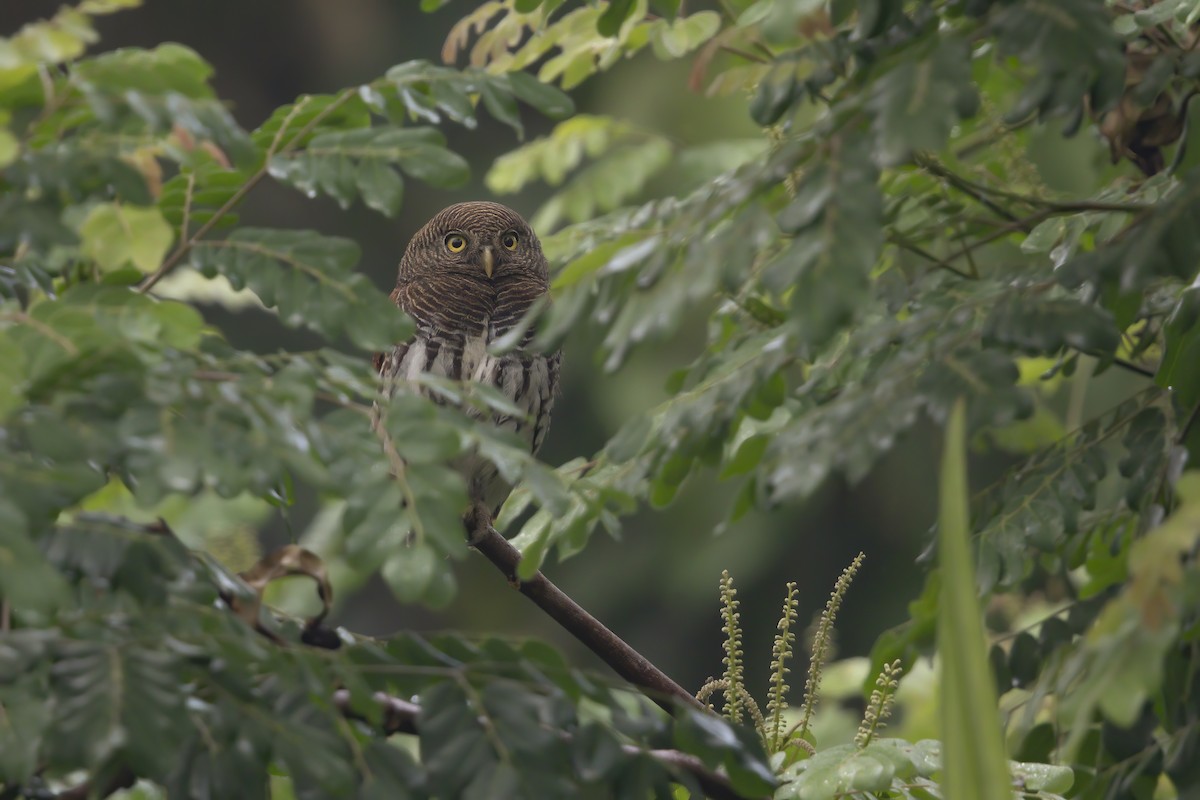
left=490, top=275, right=551, bottom=348
left=373, top=286, right=408, bottom=375
left=373, top=281, right=461, bottom=374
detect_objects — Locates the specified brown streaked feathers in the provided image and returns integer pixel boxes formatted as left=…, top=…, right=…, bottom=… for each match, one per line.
left=377, top=202, right=561, bottom=521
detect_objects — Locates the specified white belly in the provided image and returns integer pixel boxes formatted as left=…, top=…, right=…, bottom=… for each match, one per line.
left=391, top=330, right=555, bottom=511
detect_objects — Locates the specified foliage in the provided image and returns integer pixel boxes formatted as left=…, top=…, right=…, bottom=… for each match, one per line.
left=701, top=538, right=1067, bottom=799
left=0, top=516, right=774, bottom=800
left=936, top=400, right=1012, bottom=800
left=2, top=0, right=1200, bottom=797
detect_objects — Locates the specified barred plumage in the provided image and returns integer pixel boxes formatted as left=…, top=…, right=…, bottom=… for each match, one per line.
left=377, top=202, right=560, bottom=520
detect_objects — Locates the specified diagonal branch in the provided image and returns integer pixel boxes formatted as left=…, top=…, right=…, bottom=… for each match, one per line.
left=333, top=690, right=758, bottom=800
left=469, top=522, right=703, bottom=714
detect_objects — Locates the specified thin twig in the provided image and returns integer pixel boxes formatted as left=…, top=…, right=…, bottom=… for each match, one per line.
left=1109, top=357, right=1157, bottom=380
left=719, top=44, right=768, bottom=63
left=469, top=523, right=702, bottom=714
left=915, top=154, right=1149, bottom=215
left=333, top=690, right=760, bottom=800
left=372, top=406, right=429, bottom=545
left=0, top=311, right=79, bottom=354
left=138, top=89, right=358, bottom=294
left=137, top=170, right=270, bottom=293
left=887, top=232, right=975, bottom=279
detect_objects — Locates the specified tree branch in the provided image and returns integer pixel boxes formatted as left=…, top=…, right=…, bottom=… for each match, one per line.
left=915, top=154, right=1150, bottom=216
left=1109, top=357, right=1157, bottom=380
left=333, top=690, right=759, bottom=800
left=886, top=232, right=976, bottom=279
left=469, top=522, right=703, bottom=714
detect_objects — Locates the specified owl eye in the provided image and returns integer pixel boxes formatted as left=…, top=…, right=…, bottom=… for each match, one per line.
left=445, top=233, right=467, bottom=253
left=501, top=232, right=519, bottom=251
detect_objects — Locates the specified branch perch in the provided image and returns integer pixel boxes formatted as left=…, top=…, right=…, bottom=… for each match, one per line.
left=469, top=522, right=702, bottom=714
left=333, top=690, right=756, bottom=800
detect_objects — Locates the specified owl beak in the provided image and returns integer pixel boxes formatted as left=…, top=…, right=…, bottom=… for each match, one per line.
left=481, top=246, right=494, bottom=279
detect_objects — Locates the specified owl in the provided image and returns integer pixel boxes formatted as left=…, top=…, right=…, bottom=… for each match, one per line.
left=375, top=202, right=561, bottom=535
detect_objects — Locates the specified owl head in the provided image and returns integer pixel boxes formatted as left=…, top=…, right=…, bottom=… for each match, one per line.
left=397, top=201, right=548, bottom=284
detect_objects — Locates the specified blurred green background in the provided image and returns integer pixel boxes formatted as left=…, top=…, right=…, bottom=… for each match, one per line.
left=5, top=0, right=1062, bottom=700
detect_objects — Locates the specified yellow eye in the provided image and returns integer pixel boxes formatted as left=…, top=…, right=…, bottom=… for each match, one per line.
left=501, top=232, right=519, bottom=251
left=445, top=233, right=467, bottom=253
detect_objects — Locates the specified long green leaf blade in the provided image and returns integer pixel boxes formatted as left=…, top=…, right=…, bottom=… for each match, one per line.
left=938, top=398, right=1011, bottom=799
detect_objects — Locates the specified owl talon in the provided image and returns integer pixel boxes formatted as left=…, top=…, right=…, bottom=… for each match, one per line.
left=464, top=502, right=493, bottom=547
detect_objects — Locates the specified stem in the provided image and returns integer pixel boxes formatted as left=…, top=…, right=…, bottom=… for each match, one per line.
left=137, top=169, right=268, bottom=293
left=915, top=154, right=1149, bottom=215
left=887, top=232, right=975, bottom=279
left=719, top=44, right=769, bottom=63
left=372, top=407, right=429, bottom=545
left=1109, top=357, right=1157, bottom=380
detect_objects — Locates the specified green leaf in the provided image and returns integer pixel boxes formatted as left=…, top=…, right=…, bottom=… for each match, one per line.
left=992, top=0, right=1125, bottom=122
left=488, top=114, right=630, bottom=193
left=269, top=126, right=467, bottom=215
left=382, top=62, right=482, bottom=129
left=781, top=740, right=1072, bottom=799
left=251, top=92, right=372, bottom=152
left=382, top=545, right=445, bottom=604
left=773, top=133, right=882, bottom=350
left=0, top=9, right=96, bottom=69
left=79, top=203, right=174, bottom=273
left=48, top=641, right=186, bottom=778
left=1157, top=287, right=1200, bottom=408
left=983, top=295, right=1120, bottom=358
left=720, top=434, right=768, bottom=478
left=359, top=741, right=424, bottom=799
left=420, top=682, right=498, bottom=797
left=0, top=332, right=24, bottom=419
left=552, top=233, right=655, bottom=289
left=651, top=12, right=721, bottom=59
left=749, top=61, right=798, bottom=126
left=598, top=0, right=637, bottom=37
left=1060, top=171, right=1200, bottom=299
left=532, top=139, right=672, bottom=231
left=937, top=399, right=1012, bottom=799
left=188, top=228, right=410, bottom=349
left=73, top=42, right=214, bottom=99
left=507, top=71, right=575, bottom=119
left=673, top=708, right=776, bottom=796
left=0, top=128, right=18, bottom=168
left=0, top=680, right=50, bottom=785
left=158, top=163, right=249, bottom=232
left=1061, top=473, right=1200, bottom=741
left=0, top=501, right=69, bottom=613
left=869, top=37, right=978, bottom=165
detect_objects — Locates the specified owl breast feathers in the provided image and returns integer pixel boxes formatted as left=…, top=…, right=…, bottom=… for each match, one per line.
left=377, top=201, right=561, bottom=515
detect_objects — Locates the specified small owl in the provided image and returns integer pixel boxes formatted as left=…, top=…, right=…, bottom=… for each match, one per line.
left=375, top=202, right=561, bottom=533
